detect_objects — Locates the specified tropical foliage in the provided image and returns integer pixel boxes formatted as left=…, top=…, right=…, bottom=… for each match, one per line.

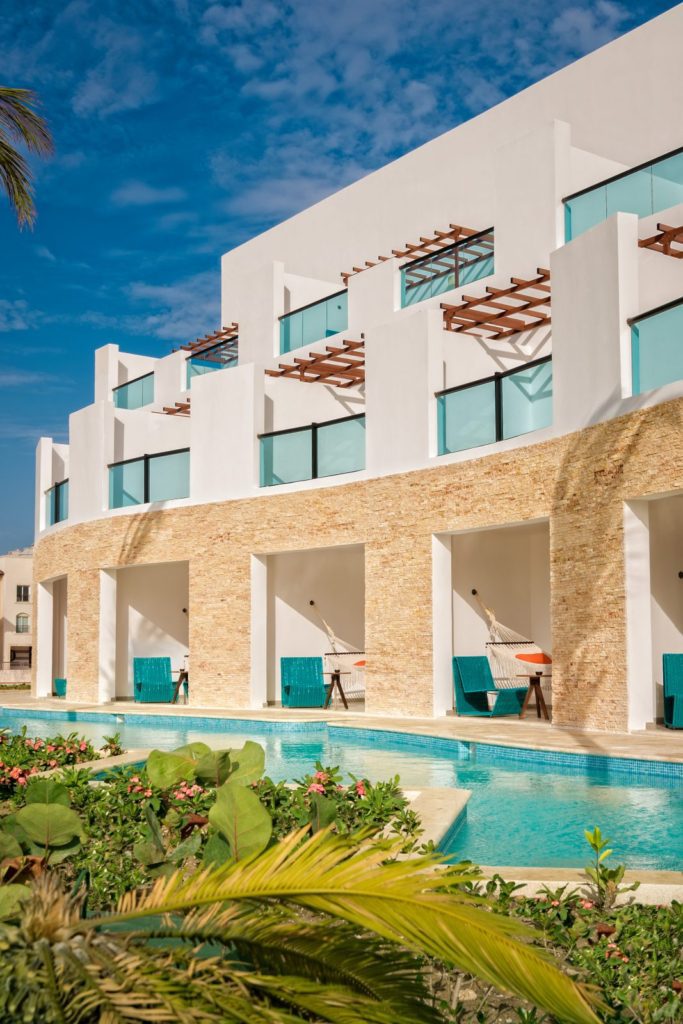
left=0, top=729, right=109, bottom=795
left=0, top=86, right=52, bottom=227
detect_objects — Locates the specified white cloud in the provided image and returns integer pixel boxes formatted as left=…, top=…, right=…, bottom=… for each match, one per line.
left=125, top=270, right=221, bottom=342
left=111, top=180, right=188, bottom=207
left=71, top=19, right=159, bottom=117
left=0, top=300, right=33, bottom=332
left=34, top=245, right=56, bottom=262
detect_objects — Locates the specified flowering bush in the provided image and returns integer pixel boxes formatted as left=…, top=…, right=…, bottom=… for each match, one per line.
left=0, top=729, right=101, bottom=795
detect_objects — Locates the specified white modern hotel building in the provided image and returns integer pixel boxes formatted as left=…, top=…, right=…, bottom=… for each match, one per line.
left=33, top=6, right=683, bottom=733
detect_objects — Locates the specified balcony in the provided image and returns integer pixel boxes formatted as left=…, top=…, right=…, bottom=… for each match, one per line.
left=109, top=449, right=190, bottom=509
left=436, top=358, right=552, bottom=455
left=112, top=372, right=154, bottom=410
left=564, top=146, right=683, bottom=241
left=400, top=229, right=494, bottom=307
left=630, top=297, right=683, bottom=395
left=186, top=331, right=239, bottom=388
left=279, top=290, right=348, bottom=355
left=260, top=414, right=365, bottom=486
left=45, top=479, right=69, bottom=526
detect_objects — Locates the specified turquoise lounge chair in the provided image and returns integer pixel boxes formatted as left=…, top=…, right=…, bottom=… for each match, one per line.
left=281, top=657, right=328, bottom=708
left=453, top=656, right=527, bottom=717
left=133, top=657, right=175, bottom=703
left=662, top=654, right=683, bottom=729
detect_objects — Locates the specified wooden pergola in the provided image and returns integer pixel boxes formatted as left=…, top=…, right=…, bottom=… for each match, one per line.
left=441, top=269, right=551, bottom=340
left=162, top=399, right=191, bottom=417
left=638, top=223, right=683, bottom=259
left=340, top=224, right=488, bottom=285
left=265, top=338, right=364, bottom=389
left=174, top=323, right=239, bottom=364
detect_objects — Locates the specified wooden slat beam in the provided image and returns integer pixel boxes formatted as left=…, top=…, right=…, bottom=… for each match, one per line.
left=638, top=223, right=683, bottom=259
left=265, top=339, right=365, bottom=388
left=342, top=223, right=488, bottom=284
left=442, top=270, right=551, bottom=338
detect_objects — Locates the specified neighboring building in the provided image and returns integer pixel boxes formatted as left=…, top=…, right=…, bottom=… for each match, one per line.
left=0, top=547, right=33, bottom=685
left=33, top=8, right=683, bottom=731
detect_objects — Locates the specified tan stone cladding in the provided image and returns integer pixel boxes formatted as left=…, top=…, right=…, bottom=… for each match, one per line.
left=33, top=398, right=683, bottom=730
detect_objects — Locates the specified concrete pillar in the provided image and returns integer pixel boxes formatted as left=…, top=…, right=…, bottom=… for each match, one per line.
left=98, top=569, right=117, bottom=703
left=34, top=581, right=54, bottom=697
left=250, top=554, right=268, bottom=708
left=432, top=534, right=453, bottom=716
left=624, top=501, right=654, bottom=730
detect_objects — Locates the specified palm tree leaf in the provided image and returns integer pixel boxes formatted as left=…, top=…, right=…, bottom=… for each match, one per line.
left=0, top=88, right=53, bottom=155
left=88, top=829, right=600, bottom=1024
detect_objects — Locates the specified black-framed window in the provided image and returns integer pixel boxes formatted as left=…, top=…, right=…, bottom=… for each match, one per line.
left=108, top=448, right=190, bottom=508
left=16, top=585, right=29, bottom=602
left=436, top=357, right=553, bottom=456
left=45, top=479, right=69, bottom=526
left=259, top=413, right=365, bottom=486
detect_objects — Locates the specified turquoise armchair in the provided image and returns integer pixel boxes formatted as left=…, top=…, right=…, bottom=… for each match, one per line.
left=133, top=657, right=175, bottom=703
left=453, top=656, right=527, bottom=717
left=281, top=657, right=328, bottom=708
left=663, top=654, right=683, bottom=729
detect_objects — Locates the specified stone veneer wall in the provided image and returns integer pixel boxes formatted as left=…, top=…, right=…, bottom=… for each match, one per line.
left=33, top=398, right=683, bottom=731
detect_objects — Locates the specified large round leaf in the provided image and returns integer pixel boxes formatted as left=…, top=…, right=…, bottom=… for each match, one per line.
left=146, top=742, right=211, bottom=789
left=195, top=750, right=233, bottom=787
left=226, top=741, right=265, bottom=786
left=25, top=779, right=70, bottom=806
left=0, top=832, right=23, bottom=859
left=208, top=781, right=272, bottom=861
left=15, top=804, right=84, bottom=848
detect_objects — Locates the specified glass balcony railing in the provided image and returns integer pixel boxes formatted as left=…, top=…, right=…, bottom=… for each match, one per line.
left=112, top=372, right=154, bottom=410
left=260, top=414, right=365, bottom=486
left=400, top=229, right=494, bottom=308
left=109, top=449, right=190, bottom=509
left=45, top=479, right=69, bottom=526
left=631, top=297, right=683, bottom=395
left=436, top=358, right=552, bottom=456
left=564, top=146, right=683, bottom=241
left=279, top=290, right=348, bottom=354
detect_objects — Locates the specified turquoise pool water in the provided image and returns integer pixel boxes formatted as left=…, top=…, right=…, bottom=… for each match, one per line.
left=2, top=709, right=682, bottom=871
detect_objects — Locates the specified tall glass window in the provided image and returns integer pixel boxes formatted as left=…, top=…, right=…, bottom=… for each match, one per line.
left=109, top=450, right=190, bottom=508
left=401, top=230, right=494, bottom=308
left=45, top=479, right=69, bottom=526
left=437, top=359, right=552, bottom=456
left=260, top=415, right=365, bottom=486
left=279, top=291, right=348, bottom=354
left=564, top=146, right=683, bottom=241
left=631, top=299, right=683, bottom=395
left=112, top=373, right=154, bottom=410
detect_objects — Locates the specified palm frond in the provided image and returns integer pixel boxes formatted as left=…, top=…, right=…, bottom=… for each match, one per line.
left=0, top=86, right=52, bottom=227
left=89, top=829, right=600, bottom=1024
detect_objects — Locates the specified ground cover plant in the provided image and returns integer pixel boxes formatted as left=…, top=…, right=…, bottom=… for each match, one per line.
left=0, top=732, right=678, bottom=1022
left=0, top=727, right=118, bottom=794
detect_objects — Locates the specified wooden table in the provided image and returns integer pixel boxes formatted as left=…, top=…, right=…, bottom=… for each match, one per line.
left=323, top=669, right=350, bottom=710
left=172, top=669, right=189, bottom=705
left=517, top=673, right=551, bottom=721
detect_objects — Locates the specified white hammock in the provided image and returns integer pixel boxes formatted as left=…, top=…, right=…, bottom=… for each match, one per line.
left=472, top=589, right=552, bottom=689
left=309, top=600, right=366, bottom=700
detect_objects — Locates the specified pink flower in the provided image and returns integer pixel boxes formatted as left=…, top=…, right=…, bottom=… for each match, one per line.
left=355, top=781, right=366, bottom=797
left=550, top=900, right=560, bottom=907
left=17, top=777, right=27, bottom=787
left=307, top=783, right=325, bottom=794
left=79, top=741, right=88, bottom=752
left=46, top=746, right=55, bottom=754
left=580, top=900, right=594, bottom=909
left=49, top=760, right=58, bottom=768
left=621, top=956, right=629, bottom=963
left=314, top=771, right=329, bottom=783
left=130, top=776, right=140, bottom=784
left=145, top=789, right=152, bottom=797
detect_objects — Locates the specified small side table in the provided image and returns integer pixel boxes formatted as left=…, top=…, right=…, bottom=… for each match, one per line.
left=172, top=669, right=189, bottom=705
left=323, top=670, right=351, bottom=710
left=517, top=673, right=551, bottom=721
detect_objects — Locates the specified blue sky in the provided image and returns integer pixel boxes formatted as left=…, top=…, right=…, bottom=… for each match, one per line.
left=0, top=0, right=674, bottom=551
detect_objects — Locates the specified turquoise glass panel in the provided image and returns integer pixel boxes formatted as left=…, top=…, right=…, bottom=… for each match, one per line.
left=317, top=417, right=365, bottom=477
left=109, top=460, right=145, bottom=508
left=632, top=303, right=683, bottom=395
left=45, top=481, right=69, bottom=525
left=437, top=381, right=496, bottom=455
left=652, top=152, right=683, bottom=211
left=606, top=167, right=652, bottom=219
left=113, top=373, right=154, bottom=409
left=59, top=481, right=69, bottom=521
left=564, top=187, right=607, bottom=241
left=45, top=488, right=56, bottom=527
left=187, top=358, right=229, bottom=389
left=501, top=362, right=553, bottom=440
left=564, top=148, right=683, bottom=241
left=401, top=238, right=493, bottom=308
left=260, top=430, right=313, bottom=486
left=279, top=292, right=348, bottom=353
left=148, top=450, right=190, bottom=502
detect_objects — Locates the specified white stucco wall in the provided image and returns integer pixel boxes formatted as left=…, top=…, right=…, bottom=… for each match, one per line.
left=266, top=544, right=364, bottom=703
left=114, top=561, right=189, bottom=698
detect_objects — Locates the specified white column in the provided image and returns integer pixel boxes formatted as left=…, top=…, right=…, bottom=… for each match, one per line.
left=432, top=533, right=453, bottom=716
left=34, top=581, right=54, bottom=697
left=624, top=501, right=654, bottom=731
left=98, top=569, right=117, bottom=703
left=250, top=555, right=268, bottom=708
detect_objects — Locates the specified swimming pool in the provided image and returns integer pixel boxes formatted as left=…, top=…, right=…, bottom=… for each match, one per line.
left=2, top=708, right=682, bottom=871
